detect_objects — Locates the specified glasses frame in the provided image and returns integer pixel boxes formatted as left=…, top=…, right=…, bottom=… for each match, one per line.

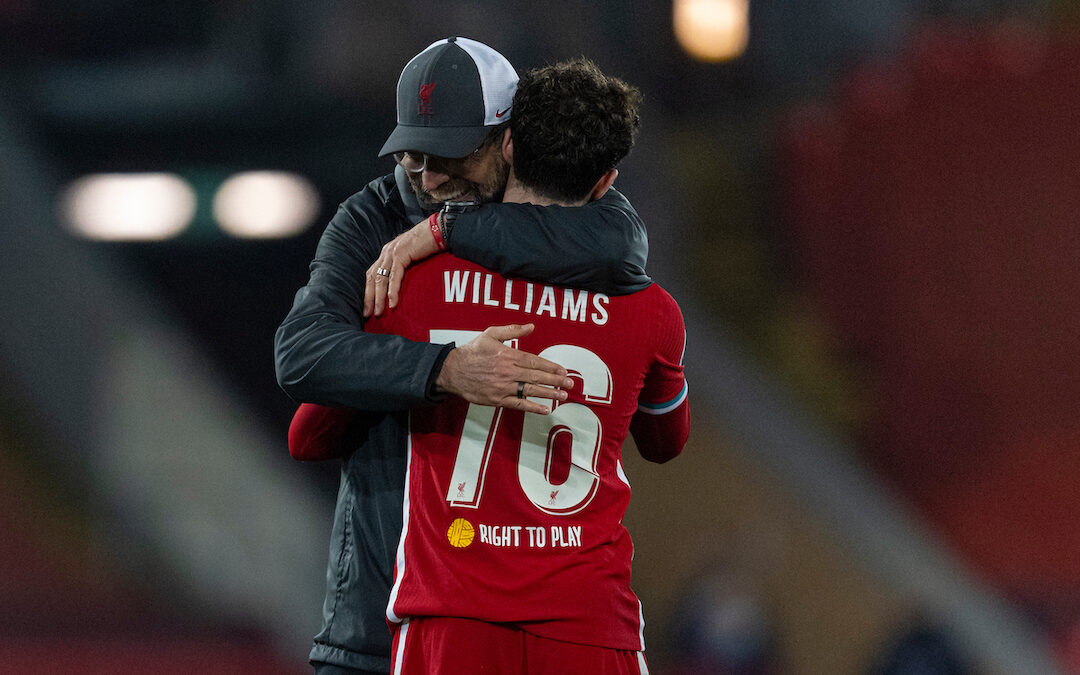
left=393, top=142, right=489, bottom=175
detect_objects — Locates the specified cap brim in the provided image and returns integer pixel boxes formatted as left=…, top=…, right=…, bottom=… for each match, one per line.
left=378, top=124, right=494, bottom=159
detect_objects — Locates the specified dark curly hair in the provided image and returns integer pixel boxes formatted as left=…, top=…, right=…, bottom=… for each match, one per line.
left=510, top=58, right=642, bottom=203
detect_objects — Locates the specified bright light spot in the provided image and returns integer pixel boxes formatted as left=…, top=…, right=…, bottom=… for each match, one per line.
left=61, top=173, right=196, bottom=241
left=212, top=171, right=320, bottom=239
left=673, top=0, right=750, bottom=63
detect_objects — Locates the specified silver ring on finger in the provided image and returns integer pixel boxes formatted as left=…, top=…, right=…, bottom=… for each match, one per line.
left=516, top=381, right=526, bottom=399
left=376, top=267, right=391, bottom=277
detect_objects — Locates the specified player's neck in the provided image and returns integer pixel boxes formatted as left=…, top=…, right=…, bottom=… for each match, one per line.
left=502, top=171, right=585, bottom=207
left=502, top=187, right=562, bottom=206
left=502, top=182, right=561, bottom=207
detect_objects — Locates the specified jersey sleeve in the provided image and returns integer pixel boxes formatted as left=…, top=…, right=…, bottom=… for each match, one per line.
left=274, top=185, right=451, bottom=410
left=288, top=403, right=356, bottom=461
left=448, top=188, right=651, bottom=296
left=630, top=289, right=690, bottom=463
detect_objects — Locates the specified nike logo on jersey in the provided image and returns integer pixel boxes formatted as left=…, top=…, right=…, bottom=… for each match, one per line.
left=495, top=106, right=511, bottom=118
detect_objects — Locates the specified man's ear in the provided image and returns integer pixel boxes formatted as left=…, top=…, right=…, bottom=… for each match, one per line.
left=501, top=128, right=513, bottom=164
left=589, top=168, right=618, bottom=201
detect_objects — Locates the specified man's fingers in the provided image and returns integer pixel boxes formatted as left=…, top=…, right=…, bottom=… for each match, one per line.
left=484, top=323, right=536, bottom=343
left=518, top=368, right=574, bottom=391
left=516, top=399, right=554, bottom=415
left=504, top=388, right=556, bottom=415
left=440, top=324, right=578, bottom=411
left=516, top=352, right=571, bottom=381
left=387, top=259, right=405, bottom=309
left=364, top=256, right=392, bottom=318
left=478, top=324, right=571, bottom=380
left=517, top=381, right=569, bottom=403
left=363, top=266, right=381, bottom=318
left=505, top=381, right=573, bottom=414
left=372, top=265, right=391, bottom=317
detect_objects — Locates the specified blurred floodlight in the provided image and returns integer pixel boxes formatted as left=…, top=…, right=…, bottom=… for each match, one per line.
left=61, top=173, right=196, bottom=241
left=212, top=171, right=320, bottom=239
left=673, top=0, right=750, bottom=62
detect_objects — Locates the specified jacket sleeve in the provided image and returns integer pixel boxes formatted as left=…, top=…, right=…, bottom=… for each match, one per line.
left=274, top=185, right=452, bottom=410
left=448, top=188, right=651, bottom=295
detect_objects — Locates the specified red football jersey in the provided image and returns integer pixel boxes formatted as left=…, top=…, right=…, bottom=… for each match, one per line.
left=368, top=254, right=687, bottom=650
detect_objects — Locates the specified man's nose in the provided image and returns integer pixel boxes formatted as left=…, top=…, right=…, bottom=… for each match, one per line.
left=421, top=167, right=450, bottom=192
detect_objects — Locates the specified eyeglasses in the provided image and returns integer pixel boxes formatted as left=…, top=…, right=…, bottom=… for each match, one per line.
left=394, top=143, right=487, bottom=174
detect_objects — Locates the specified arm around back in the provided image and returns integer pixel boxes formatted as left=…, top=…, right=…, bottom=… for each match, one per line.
left=274, top=177, right=450, bottom=410
left=450, top=188, right=650, bottom=296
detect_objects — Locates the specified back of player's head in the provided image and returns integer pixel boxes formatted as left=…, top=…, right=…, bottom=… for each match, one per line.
left=510, top=58, right=641, bottom=202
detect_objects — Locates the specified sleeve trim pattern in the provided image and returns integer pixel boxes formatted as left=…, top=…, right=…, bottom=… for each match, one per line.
left=637, top=381, right=688, bottom=416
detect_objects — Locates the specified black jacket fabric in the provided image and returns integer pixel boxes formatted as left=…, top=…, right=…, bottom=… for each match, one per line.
left=274, top=172, right=650, bottom=671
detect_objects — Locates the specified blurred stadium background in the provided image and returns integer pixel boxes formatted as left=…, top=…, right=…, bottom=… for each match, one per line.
left=2, top=0, right=1079, bottom=673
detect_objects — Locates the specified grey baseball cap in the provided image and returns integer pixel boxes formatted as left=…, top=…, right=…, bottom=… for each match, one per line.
left=378, top=37, right=518, bottom=159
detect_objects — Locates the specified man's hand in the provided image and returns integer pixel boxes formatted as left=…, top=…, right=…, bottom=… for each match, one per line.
left=364, top=218, right=441, bottom=318
left=436, top=324, right=573, bottom=415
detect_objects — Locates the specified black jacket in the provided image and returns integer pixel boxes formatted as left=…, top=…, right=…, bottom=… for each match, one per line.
left=274, top=172, right=650, bottom=671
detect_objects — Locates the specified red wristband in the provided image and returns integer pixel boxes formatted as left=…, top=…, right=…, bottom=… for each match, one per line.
left=429, top=212, right=447, bottom=251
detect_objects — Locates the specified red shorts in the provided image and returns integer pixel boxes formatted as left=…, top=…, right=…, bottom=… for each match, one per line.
left=390, top=617, right=649, bottom=675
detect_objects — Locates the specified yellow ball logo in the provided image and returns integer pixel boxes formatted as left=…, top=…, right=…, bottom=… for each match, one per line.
left=446, top=517, right=475, bottom=548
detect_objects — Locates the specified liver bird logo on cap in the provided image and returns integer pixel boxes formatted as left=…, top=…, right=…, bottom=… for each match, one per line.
left=418, top=82, right=436, bottom=115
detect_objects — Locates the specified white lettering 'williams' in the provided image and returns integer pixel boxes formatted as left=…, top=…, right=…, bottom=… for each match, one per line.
left=443, top=269, right=609, bottom=326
